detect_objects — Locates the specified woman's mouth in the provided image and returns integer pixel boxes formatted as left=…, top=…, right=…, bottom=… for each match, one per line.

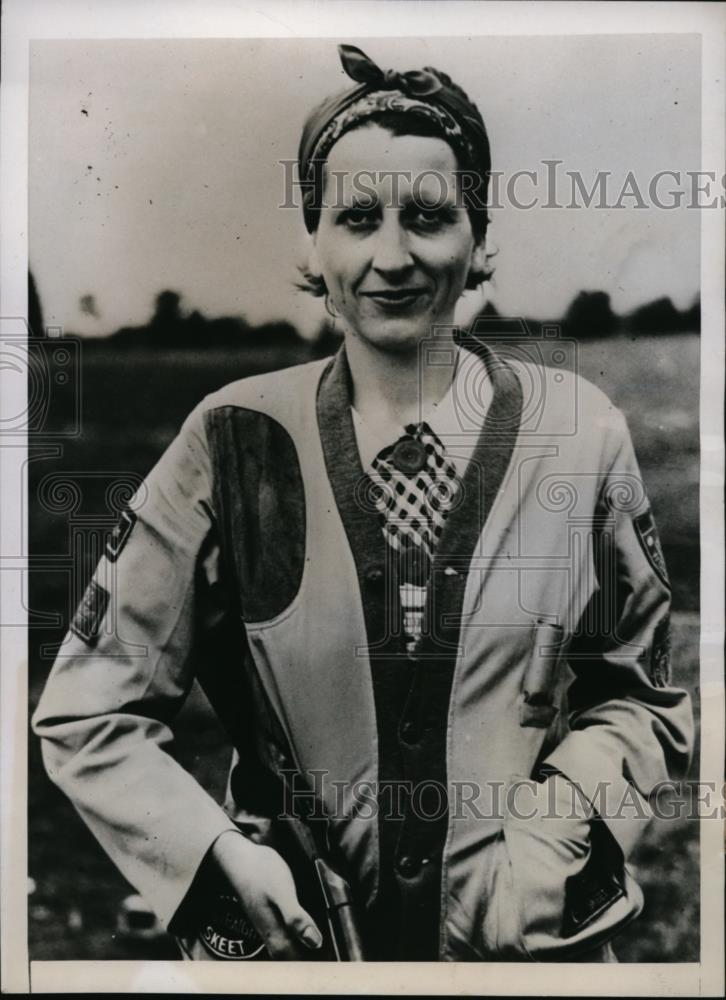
left=360, top=288, right=429, bottom=310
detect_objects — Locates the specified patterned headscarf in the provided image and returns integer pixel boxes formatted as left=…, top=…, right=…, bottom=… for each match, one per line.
left=298, top=45, right=491, bottom=234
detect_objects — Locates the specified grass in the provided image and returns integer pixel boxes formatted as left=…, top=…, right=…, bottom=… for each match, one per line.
left=27, top=332, right=700, bottom=961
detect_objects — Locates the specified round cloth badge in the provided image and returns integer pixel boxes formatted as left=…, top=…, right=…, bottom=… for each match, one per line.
left=199, top=892, right=266, bottom=960
left=391, top=436, right=427, bottom=475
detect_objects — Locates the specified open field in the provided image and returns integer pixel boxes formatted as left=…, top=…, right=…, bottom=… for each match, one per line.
left=27, top=332, right=701, bottom=961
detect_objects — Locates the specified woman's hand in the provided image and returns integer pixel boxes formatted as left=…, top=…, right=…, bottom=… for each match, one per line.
left=211, top=830, right=323, bottom=959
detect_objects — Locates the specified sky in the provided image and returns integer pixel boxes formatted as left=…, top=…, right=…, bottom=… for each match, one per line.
left=29, top=34, right=702, bottom=338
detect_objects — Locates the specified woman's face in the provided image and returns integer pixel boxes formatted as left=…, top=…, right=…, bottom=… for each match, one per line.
left=311, top=124, right=484, bottom=353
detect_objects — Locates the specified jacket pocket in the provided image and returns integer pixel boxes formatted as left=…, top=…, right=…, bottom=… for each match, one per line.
left=477, top=830, right=532, bottom=961
left=493, top=776, right=643, bottom=961
left=519, top=620, right=566, bottom=728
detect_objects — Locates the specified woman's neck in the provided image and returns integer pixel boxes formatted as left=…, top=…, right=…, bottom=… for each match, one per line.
left=346, top=329, right=457, bottom=428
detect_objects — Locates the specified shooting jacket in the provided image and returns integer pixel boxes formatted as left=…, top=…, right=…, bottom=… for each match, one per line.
left=33, top=341, right=694, bottom=961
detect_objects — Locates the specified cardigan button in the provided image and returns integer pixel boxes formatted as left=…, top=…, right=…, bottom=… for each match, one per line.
left=365, top=566, right=385, bottom=586
left=400, top=720, right=418, bottom=744
left=397, top=854, right=425, bottom=878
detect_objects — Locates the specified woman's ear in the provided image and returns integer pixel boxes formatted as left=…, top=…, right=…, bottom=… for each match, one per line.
left=465, top=230, right=495, bottom=289
left=307, top=234, right=323, bottom=281
left=296, top=232, right=328, bottom=298
left=469, top=239, right=487, bottom=277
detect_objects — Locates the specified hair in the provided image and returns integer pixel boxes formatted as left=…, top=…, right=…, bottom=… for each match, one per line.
left=297, top=110, right=495, bottom=298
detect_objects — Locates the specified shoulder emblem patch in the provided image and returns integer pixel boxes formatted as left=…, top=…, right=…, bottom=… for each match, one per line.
left=633, top=508, right=670, bottom=588
left=106, top=508, right=137, bottom=563
left=651, top=615, right=672, bottom=687
left=70, top=580, right=109, bottom=646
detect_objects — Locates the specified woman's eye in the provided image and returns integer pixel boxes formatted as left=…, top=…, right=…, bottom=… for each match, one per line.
left=340, top=208, right=377, bottom=229
left=410, top=208, right=448, bottom=230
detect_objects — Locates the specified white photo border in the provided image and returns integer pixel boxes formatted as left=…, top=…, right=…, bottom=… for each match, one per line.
left=1, top=1, right=723, bottom=995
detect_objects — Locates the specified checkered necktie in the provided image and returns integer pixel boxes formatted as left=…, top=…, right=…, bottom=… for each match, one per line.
left=370, top=421, right=461, bottom=653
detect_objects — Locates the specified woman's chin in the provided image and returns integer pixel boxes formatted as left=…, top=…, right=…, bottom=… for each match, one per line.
left=346, top=318, right=452, bottom=354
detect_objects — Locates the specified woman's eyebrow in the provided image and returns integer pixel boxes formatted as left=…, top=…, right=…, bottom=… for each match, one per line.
left=331, top=185, right=460, bottom=213
left=334, top=190, right=381, bottom=212
left=400, top=189, right=458, bottom=211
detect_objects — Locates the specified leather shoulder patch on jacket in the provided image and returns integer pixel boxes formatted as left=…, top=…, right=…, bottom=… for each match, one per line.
left=105, top=508, right=137, bottom=563
left=204, top=406, right=306, bottom=623
left=70, top=580, right=109, bottom=646
left=651, top=614, right=672, bottom=687
left=633, top=507, right=670, bottom=588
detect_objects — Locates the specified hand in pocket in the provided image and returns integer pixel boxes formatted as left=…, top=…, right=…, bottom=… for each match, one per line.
left=497, top=774, right=640, bottom=960
left=498, top=774, right=593, bottom=958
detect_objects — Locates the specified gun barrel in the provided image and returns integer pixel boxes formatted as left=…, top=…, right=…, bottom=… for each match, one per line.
left=327, top=902, right=365, bottom=961
left=315, top=857, right=364, bottom=961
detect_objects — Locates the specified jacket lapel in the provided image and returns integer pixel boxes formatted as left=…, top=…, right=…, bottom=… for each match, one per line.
left=419, top=340, right=524, bottom=657
left=433, top=341, right=524, bottom=567
left=316, top=347, right=394, bottom=650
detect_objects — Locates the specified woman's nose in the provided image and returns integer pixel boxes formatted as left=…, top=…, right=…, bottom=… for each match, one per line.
left=370, top=214, right=414, bottom=275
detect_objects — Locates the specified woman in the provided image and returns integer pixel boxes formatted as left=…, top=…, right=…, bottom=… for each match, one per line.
left=33, top=44, right=693, bottom=963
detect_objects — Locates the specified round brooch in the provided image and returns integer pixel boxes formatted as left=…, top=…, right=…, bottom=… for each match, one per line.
left=391, top=437, right=427, bottom=475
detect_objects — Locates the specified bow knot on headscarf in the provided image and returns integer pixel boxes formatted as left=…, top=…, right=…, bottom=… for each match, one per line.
left=339, top=44, right=443, bottom=97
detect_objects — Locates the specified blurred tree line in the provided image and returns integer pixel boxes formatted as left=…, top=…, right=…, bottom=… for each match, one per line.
left=562, top=290, right=700, bottom=339
left=28, top=273, right=700, bottom=348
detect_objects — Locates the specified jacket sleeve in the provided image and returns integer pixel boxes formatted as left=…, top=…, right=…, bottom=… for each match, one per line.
left=542, top=412, right=694, bottom=859
left=31, top=401, right=239, bottom=929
